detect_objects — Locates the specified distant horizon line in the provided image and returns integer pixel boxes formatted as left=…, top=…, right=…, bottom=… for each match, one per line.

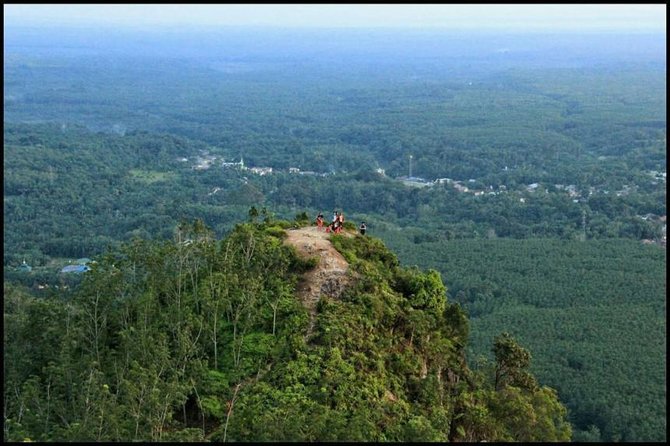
left=5, top=23, right=666, bottom=34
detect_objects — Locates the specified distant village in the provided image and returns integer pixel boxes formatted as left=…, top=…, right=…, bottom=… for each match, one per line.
left=186, top=149, right=665, bottom=201
left=185, top=150, right=328, bottom=177
left=15, top=257, right=95, bottom=290
left=179, top=150, right=666, bottom=247
left=13, top=154, right=665, bottom=277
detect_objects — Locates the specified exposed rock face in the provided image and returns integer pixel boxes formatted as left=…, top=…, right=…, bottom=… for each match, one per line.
left=284, top=226, right=352, bottom=336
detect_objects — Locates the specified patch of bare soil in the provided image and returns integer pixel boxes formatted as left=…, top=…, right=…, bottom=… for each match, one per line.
left=284, top=226, right=354, bottom=337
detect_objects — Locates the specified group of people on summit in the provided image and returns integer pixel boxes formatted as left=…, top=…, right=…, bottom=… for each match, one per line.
left=315, top=211, right=366, bottom=235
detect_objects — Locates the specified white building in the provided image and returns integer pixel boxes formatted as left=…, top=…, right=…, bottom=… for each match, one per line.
left=249, top=167, right=273, bottom=176
left=222, top=158, right=245, bottom=170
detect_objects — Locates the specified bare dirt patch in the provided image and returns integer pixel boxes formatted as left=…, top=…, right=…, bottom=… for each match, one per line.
left=284, top=226, right=354, bottom=336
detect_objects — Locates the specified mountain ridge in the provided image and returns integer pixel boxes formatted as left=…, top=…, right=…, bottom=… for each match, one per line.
left=3, top=219, right=572, bottom=441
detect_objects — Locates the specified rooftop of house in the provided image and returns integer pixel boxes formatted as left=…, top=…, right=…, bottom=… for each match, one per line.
left=61, top=264, right=91, bottom=274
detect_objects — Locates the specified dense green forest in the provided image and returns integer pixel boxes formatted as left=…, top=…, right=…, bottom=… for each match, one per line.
left=4, top=26, right=666, bottom=441
left=381, top=235, right=667, bottom=441
left=4, top=220, right=572, bottom=441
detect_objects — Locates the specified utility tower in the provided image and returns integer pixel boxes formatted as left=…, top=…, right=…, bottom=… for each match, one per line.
left=409, top=155, right=413, bottom=178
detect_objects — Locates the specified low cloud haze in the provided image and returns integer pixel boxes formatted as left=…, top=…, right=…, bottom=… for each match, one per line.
left=4, top=4, right=666, bottom=32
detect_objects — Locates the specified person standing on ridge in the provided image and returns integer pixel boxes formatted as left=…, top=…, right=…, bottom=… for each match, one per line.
left=336, top=211, right=345, bottom=233
left=359, top=222, right=367, bottom=236
left=316, top=212, right=324, bottom=230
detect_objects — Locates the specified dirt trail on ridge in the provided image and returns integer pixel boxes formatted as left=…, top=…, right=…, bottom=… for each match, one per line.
left=284, top=226, right=353, bottom=337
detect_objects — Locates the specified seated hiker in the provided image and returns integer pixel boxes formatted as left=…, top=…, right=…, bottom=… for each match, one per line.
left=359, top=222, right=367, bottom=235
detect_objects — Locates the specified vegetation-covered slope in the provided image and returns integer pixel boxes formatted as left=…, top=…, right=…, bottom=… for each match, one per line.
left=3, top=220, right=571, bottom=441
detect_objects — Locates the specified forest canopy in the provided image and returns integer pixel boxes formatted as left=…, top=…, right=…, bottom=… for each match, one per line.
left=3, top=220, right=572, bottom=441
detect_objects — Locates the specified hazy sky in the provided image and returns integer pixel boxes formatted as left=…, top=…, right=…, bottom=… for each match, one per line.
left=3, top=4, right=666, bottom=31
